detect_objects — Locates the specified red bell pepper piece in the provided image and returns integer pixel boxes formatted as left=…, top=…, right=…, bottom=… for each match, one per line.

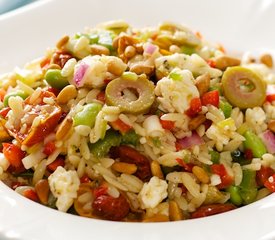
left=110, top=118, right=132, bottom=134
left=201, top=90, right=219, bottom=108
left=3, top=143, right=26, bottom=171
left=211, top=164, right=233, bottom=189
left=160, top=119, right=175, bottom=130
left=186, top=97, right=202, bottom=117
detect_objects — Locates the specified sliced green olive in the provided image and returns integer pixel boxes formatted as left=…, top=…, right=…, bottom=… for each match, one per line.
left=105, top=76, right=155, bottom=114
left=221, top=66, right=266, bottom=109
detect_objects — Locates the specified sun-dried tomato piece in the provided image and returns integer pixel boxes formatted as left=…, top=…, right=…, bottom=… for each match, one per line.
left=110, top=145, right=152, bottom=181
left=7, top=90, right=62, bottom=147
left=92, top=194, right=130, bottom=221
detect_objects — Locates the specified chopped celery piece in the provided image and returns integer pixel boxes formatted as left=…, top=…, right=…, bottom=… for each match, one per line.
left=89, top=130, right=121, bottom=158
left=219, top=100, right=232, bottom=118
left=73, top=103, right=102, bottom=128
left=121, top=130, right=140, bottom=146
left=243, top=130, right=266, bottom=158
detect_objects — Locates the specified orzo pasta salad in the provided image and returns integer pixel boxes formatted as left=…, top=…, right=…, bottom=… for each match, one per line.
left=0, top=20, right=275, bottom=222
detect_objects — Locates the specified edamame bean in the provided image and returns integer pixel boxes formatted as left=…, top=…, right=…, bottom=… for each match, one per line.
left=227, top=186, right=242, bottom=206
left=45, top=69, right=69, bottom=89
left=73, top=103, right=102, bottom=128
left=239, top=169, right=258, bottom=205
left=243, top=130, right=266, bottom=158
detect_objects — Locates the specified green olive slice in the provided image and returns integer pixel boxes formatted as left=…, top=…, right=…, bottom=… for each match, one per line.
left=105, top=76, right=155, bottom=114
left=221, top=66, right=266, bottom=109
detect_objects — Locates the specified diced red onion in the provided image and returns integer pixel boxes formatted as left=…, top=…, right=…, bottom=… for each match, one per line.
left=259, top=130, right=275, bottom=154
left=144, top=43, right=158, bottom=55
left=176, top=131, right=204, bottom=150
left=73, top=62, right=89, bottom=87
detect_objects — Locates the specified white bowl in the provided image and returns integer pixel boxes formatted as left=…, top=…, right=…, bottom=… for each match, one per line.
left=0, top=0, right=275, bottom=239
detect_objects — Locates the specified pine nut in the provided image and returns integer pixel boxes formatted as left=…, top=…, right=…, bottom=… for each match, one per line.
left=142, top=214, right=169, bottom=222
left=130, top=64, right=154, bottom=75
left=214, top=55, right=241, bottom=70
left=260, top=53, right=273, bottom=68
left=57, top=85, right=77, bottom=104
left=106, top=58, right=127, bottom=76
left=56, top=117, right=73, bottom=140
left=90, top=44, right=110, bottom=56
left=150, top=160, right=164, bottom=179
left=56, top=35, right=69, bottom=49
left=111, top=162, right=137, bottom=175
left=135, top=43, right=144, bottom=54
left=195, top=73, right=210, bottom=96
left=124, top=45, right=136, bottom=59
left=35, top=179, right=49, bottom=205
left=192, top=166, right=210, bottom=184
left=188, top=114, right=206, bottom=130
left=169, top=200, right=184, bottom=221
left=159, top=49, right=172, bottom=56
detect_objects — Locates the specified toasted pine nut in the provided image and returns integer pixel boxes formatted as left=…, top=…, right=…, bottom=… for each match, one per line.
left=192, top=166, right=210, bottom=184
left=124, top=45, right=136, bottom=59
left=260, top=53, right=273, bottom=68
left=195, top=73, right=210, bottom=96
left=90, top=44, right=110, bottom=56
left=112, top=36, right=120, bottom=49
left=130, top=64, right=154, bottom=75
left=135, top=43, right=144, bottom=54
left=56, top=35, right=69, bottom=49
left=188, top=114, right=206, bottom=130
left=56, top=117, right=73, bottom=140
left=57, top=85, right=77, bottom=104
left=112, top=162, right=137, bottom=175
left=142, top=214, right=169, bottom=222
left=214, top=55, right=241, bottom=70
left=169, top=200, right=184, bottom=221
left=107, top=58, right=127, bottom=76
left=159, top=49, right=172, bottom=56
left=268, top=120, right=275, bottom=133
left=35, top=179, right=49, bottom=205
left=151, top=160, right=164, bottom=179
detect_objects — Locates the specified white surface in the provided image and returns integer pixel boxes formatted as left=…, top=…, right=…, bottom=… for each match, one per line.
left=0, top=0, right=275, bottom=239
